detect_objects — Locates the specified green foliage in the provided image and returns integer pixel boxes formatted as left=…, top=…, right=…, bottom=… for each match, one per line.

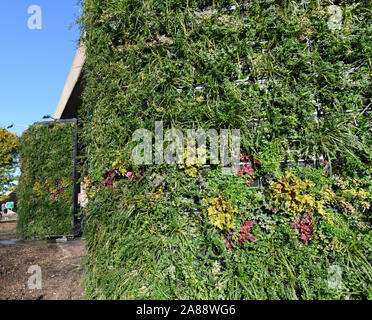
left=17, top=122, right=75, bottom=238
left=77, top=0, right=372, bottom=299
left=0, top=128, right=20, bottom=194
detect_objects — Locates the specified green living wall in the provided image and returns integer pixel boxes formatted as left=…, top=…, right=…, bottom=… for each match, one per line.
left=17, top=122, right=76, bottom=238
left=78, top=0, right=371, bottom=299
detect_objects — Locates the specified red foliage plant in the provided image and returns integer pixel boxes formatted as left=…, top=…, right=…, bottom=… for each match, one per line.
left=238, top=154, right=254, bottom=177
left=102, top=171, right=115, bottom=189
left=290, top=215, right=314, bottom=243
left=237, top=154, right=263, bottom=177
left=226, top=219, right=256, bottom=248
left=103, top=170, right=139, bottom=188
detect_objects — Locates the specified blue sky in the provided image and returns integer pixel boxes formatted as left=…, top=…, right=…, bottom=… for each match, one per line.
left=0, top=1, right=81, bottom=137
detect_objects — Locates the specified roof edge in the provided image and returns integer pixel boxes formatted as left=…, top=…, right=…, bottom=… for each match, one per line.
left=54, top=45, right=86, bottom=120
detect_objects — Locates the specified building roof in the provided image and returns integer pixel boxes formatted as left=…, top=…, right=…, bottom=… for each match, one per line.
left=54, top=46, right=86, bottom=120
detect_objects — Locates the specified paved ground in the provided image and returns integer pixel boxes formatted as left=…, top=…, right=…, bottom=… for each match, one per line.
left=0, top=222, right=85, bottom=300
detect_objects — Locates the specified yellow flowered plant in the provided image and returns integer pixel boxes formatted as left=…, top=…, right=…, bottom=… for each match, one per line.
left=61, top=178, right=70, bottom=189
left=185, top=167, right=198, bottom=177
left=205, top=195, right=236, bottom=230
left=271, top=171, right=335, bottom=221
left=179, top=146, right=206, bottom=177
left=271, top=172, right=315, bottom=215
left=112, top=157, right=128, bottom=176
left=45, top=177, right=58, bottom=195
left=148, top=186, right=163, bottom=206
left=32, top=181, right=43, bottom=197
left=338, top=178, right=371, bottom=212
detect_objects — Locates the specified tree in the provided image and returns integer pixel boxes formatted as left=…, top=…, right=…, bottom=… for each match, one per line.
left=0, top=128, right=20, bottom=194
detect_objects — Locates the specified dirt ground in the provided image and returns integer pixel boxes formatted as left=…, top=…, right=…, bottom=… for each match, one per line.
left=0, top=222, right=85, bottom=300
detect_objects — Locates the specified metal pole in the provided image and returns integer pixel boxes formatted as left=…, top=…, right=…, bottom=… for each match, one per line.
left=72, top=118, right=81, bottom=237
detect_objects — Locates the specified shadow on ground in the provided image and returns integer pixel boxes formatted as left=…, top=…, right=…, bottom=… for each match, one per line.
left=0, top=222, right=85, bottom=300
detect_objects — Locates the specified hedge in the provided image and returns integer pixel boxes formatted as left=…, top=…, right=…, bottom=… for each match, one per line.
left=78, top=0, right=371, bottom=299
left=17, top=121, right=76, bottom=238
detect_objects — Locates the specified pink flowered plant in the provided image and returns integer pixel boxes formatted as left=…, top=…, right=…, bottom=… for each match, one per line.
left=125, top=171, right=139, bottom=182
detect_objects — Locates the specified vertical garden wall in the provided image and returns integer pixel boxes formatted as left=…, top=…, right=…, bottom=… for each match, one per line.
left=17, top=121, right=76, bottom=238
left=78, top=0, right=371, bottom=299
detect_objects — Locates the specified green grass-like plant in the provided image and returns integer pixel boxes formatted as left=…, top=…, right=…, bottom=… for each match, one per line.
left=77, top=0, right=372, bottom=299
left=17, top=122, right=75, bottom=238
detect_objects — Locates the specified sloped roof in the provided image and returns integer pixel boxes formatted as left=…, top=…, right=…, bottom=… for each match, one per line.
left=54, top=46, right=86, bottom=120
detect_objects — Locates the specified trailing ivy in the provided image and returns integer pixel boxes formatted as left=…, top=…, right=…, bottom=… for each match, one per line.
left=17, top=122, right=75, bottom=238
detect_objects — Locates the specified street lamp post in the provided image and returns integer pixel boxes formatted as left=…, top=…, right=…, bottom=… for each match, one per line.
left=6, top=124, right=28, bottom=129
left=42, top=115, right=57, bottom=120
